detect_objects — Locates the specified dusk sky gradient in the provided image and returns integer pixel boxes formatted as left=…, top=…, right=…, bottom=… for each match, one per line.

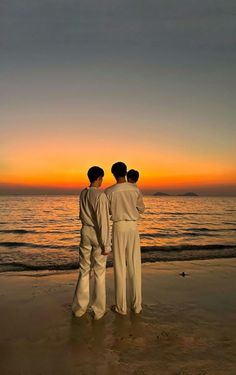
left=1, top=0, right=236, bottom=195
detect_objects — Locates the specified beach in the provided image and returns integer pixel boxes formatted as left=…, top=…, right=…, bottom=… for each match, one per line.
left=0, top=258, right=236, bottom=375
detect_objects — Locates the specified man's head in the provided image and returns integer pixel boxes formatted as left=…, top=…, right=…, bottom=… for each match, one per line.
left=111, top=162, right=127, bottom=181
left=127, top=169, right=139, bottom=183
left=87, top=166, right=104, bottom=187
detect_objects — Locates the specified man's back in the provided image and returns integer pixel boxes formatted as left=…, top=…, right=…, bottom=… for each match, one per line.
left=80, top=187, right=105, bottom=227
left=105, top=182, right=145, bottom=222
left=72, top=165, right=110, bottom=320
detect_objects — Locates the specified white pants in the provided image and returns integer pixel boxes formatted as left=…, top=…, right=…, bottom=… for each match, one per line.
left=72, top=226, right=107, bottom=319
left=112, top=221, right=142, bottom=314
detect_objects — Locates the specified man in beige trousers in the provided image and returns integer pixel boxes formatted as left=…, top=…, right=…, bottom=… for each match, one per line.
left=72, top=166, right=111, bottom=320
left=106, top=162, right=145, bottom=315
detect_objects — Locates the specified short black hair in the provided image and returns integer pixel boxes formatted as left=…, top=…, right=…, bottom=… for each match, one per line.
left=127, top=169, right=139, bottom=183
left=111, top=162, right=127, bottom=179
left=87, top=166, right=104, bottom=183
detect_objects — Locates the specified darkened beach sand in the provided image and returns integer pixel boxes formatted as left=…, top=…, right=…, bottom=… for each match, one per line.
left=0, top=259, right=236, bottom=375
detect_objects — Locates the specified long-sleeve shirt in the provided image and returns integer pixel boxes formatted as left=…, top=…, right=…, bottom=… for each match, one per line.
left=105, top=182, right=145, bottom=222
left=79, top=187, right=111, bottom=252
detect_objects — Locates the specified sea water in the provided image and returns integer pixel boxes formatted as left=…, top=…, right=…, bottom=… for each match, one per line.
left=0, top=195, right=236, bottom=272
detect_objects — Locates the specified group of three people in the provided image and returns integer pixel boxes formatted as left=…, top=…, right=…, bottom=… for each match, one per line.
left=72, top=162, right=145, bottom=320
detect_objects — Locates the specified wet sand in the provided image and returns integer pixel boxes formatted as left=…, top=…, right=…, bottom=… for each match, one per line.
left=0, top=259, right=236, bottom=375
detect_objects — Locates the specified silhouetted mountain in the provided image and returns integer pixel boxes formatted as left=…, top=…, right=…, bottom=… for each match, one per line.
left=153, top=191, right=198, bottom=197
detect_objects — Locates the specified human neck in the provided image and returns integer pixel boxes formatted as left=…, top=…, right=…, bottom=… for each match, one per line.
left=116, top=177, right=126, bottom=184
left=90, top=182, right=100, bottom=188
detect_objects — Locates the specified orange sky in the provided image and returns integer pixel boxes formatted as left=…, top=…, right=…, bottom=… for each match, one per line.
left=1, top=0, right=236, bottom=196
left=1, top=126, right=236, bottom=194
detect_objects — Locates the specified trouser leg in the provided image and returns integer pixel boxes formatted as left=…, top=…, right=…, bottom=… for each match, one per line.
left=113, top=223, right=127, bottom=315
left=72, top=243, right=91, bottom=317
left=91, top=247, right=107, bottom=319
left=126, top=227, right=142, bottom=313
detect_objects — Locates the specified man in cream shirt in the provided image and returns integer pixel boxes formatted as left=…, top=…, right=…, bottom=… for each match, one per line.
left=105, top=162, right=145, bottom=315
left=72, top=166, right=111, bottom=320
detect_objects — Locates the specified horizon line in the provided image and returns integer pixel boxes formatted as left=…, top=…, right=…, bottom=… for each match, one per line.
left=0, top=183, right=236, bottom=197
left=1, top=192, right=236, bottom=198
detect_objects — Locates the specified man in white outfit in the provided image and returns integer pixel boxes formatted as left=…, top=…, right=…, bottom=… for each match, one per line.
left=105, top=162, right=145, bottom=315
left=72, top=166, right=111, bottom=320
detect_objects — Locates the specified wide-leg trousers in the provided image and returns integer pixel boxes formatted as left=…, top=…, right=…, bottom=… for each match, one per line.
left=112, top=221, right=142, bottom=315
left=72, top=225, right=107, bottom=319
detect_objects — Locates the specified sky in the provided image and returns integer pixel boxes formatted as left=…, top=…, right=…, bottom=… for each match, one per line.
left=1, top=0, right=236, bottom=195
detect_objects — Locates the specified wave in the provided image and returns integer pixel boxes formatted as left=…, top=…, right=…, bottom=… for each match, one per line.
left=185, top=227, right=216, bottom=232
left=159, top=212, right=201, bottom=215
left=1, top=246, right=236, bottom=273
left=182, top=232, right=216, bottom=237
left=0, top=229, right=80, bottom=235
left=0, top=262, right=80, bottom=272
left=1, top=241, right=236, bottom=253
left=0, top=242, right=79, bottom=250
left=185, top=227, right=236, bottom=232
left=140, top=232, right=213, bottom=238
left=158, top=212, right=224, bottom=216
left=140, top=244, right=236, bottom=252
left=0, top=229, right=35, bottom=234
left=140, top=231, right=223, bottom=238
left=2, top=227, right=235, bottom=240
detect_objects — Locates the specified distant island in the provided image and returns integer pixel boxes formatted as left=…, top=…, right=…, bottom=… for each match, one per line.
left=153, top=192, right=170, bottom=196
left=154, top=192, right=199, bottom=197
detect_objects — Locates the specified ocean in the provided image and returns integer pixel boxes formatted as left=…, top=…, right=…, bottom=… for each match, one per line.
left=0, top=195, right=236, bottom=272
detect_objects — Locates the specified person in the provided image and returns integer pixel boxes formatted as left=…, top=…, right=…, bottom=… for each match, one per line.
left=105, top=162, right=145, bottom=315
left=72, top=166, right=111, bottom=320
left=127, top=169, right=139, bottom=184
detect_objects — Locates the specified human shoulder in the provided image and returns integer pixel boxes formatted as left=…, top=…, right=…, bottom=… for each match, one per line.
left=96, top=189, right=107, bottom=199
left=106, top=182, right=140, bottom=194
left=86, top=188, right=107, bottom=205
left=93, top=189, right=108, bottom=209
left=105, top=183, right=117, bottom=195
left=86, top=187, right=105, bottom=199
left=80, top=187, right=104, bottom=199
left=127, top=182, right=139, bottom=190
left=121, top=182, right=141, bottom=194
left=80, top=187, right=88, bottom=197
left=133, top=184, right=142, bottom=194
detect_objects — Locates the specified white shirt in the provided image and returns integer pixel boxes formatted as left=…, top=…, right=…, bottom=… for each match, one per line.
left=105, top=182, right=145, bottom=222
left=79, top=187, right=111, bottom=252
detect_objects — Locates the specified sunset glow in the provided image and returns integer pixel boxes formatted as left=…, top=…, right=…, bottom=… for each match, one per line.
left=1, top=0, right=236, bottom=195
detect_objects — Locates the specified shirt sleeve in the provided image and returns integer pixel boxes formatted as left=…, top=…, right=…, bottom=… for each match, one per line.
left=137, top=190, right=145, bottom=214
left=104, top=189, right=112, bottom=216
left=95, top=193, right=111, bottom=253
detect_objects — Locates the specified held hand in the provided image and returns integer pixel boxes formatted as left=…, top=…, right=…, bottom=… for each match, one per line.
left=102, top=250, right=109, bottom=256
left=101, top=245, right=111, bottom=256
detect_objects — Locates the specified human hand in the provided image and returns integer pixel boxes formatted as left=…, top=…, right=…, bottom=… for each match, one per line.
left=102, top=250, right=109, bottom=256
left=101, top=245, right=111, bottom=256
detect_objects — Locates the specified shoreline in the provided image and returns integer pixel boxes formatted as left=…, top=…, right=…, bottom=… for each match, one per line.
left=1, top=249, right=236, bottom=274
left=1, top=255, right=236, bottom=277
left=0, top=259, right=236, bottom=374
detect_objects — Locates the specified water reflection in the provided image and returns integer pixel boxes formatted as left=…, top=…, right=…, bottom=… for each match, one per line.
left=0, top=196, right=236, bottom=270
